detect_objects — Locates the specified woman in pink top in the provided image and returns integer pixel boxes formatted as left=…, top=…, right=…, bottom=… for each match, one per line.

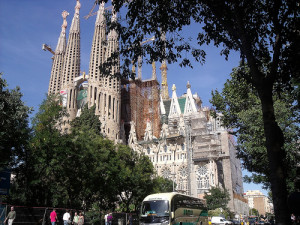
left=50, top=209, right=58, bottom=225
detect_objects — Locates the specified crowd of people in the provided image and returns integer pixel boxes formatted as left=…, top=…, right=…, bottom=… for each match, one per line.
left=3, top=206, right=136, bottom=225
left=50, top=209, right=84, bottom=225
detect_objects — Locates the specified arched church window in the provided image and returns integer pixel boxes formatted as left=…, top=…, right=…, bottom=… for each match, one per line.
left=196, top=164, right=210, bottom=194
left=179, top=165, right=188, bottom=177
left=161, top=167, right=171, bottom=179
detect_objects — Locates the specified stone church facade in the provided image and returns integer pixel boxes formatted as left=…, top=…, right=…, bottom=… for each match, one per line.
left=46, top=0, right=248, bottom=215
left=128, top=83, right=248, bottom=215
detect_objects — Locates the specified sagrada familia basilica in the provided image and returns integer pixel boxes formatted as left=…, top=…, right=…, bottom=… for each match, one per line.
left=46, top=0, right=249, bottom=215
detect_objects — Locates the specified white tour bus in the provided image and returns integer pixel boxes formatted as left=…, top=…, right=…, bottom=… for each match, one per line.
left=140, top=192, right=208, bottom=225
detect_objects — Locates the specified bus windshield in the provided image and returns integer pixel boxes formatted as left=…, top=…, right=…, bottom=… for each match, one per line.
left=141, top=200, right=169, bottom=217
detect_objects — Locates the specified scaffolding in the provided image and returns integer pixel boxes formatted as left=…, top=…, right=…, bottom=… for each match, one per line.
left=121, top=78, right=161, bottom=142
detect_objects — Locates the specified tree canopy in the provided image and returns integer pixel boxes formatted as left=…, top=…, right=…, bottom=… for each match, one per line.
left=0, top=73, right=32, bottom=170
left=204, top=186, right=230, bottom=210
left=8, top=96, right=171, bottom=212
left=210, top=65, right=300, bottom=193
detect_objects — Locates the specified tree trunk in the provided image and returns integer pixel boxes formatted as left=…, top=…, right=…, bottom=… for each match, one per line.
left=258, top=84, right=290, bottom=225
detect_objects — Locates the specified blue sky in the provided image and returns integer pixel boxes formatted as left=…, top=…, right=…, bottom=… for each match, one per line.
left=0, top=0, right=268, bottom=196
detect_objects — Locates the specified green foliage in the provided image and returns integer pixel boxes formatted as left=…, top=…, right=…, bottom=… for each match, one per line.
left=9, top=95, right=161, bottom=211
left=208, top=208, right=232, bottom=219
left=85, top=203, right=103, bottom=225
left=0, top=73, right=32, bottom=169
left=249, top=208, right=259, bottom=217
left=113, top=145, right=155, bottom=212
left=210, top=66, right=300, bottom=193
left=204, top=187, right=230, bottom=210
left=10, top=95, right=74, bottom=206
left=152, top=176, right=174, bottom=193
left=71, top=104, right=101, bottom=135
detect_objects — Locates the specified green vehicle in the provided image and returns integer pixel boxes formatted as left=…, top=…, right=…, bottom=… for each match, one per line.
left=140, top=192, right=208, bottom=225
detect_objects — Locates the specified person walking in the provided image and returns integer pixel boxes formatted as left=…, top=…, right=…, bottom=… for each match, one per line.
left=63, top=210, right=71, bottom=225
left=50, top=209, right=58, bottom=225
left=127, top=214, right=133, bottom=225
left=78, top=212, right=84, bottom=225
left=4, top=206, right=16, bottom=225
left=105, top=213, right=108, bottom=225
left=73, top=212, right=79, bottom=225
left=107, top=213, right=113, bottom=225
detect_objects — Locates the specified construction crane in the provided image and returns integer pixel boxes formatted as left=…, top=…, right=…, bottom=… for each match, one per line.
left=84, top=3, right=113, bottom=19
left=42, top=44, right=55, bottom=55
left=141, top=36, right=155, bottom=45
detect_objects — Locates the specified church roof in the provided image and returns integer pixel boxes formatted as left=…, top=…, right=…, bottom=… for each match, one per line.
left=178, top=97, right=186, bottom=113
left=163, top=97, right=186, bottom=117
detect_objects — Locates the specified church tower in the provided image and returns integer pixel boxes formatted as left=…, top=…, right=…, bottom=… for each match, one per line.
left=88, top=2, right=106, bottom=115
left=61, top=0, right=81, bottom=120
left=48, top=11, right=69, bottom=95
left=101, top=9, right=121, bottom=140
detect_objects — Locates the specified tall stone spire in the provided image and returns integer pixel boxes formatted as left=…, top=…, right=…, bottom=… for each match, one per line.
left=106, top=9, right=119, bottom=77
left=61, top=0, right=81, bottom=120
left=89, top=2, right=106, bottom=82
left=160, top=32, right=169, bottom=99
left=101, top=8, right=121, bottom=140
left=48, top=10, right=69, bottom=95
left=88, top=1, right=107, bottom=114
left=55, top=11, right=69, bottom=54
left=61, top=0, right=81, bottom=87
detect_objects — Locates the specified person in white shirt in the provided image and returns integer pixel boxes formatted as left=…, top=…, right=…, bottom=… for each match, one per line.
left=105, top=213, right=108, bottom=225
left=63, top=210, right=71, bottom=225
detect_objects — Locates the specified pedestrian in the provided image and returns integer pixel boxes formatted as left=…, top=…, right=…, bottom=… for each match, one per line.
left=50, top=209, right=58, bottom=225
left=78, top=212, right=84, bottom=225
left=105, top=213, right=108, bottom=225
left=4, top=206, right=16, bottom=225
left=127, top=214, right=132, bottom=225
left=291, top=214, right=296, bottom=224
left=63, top=210, right=71, bottom=225
left=73, top=212, right=79, bottom=225
left=107, top=213, right=113, bottom=225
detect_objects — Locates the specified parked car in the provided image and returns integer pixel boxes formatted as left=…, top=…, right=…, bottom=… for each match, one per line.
left=211, top=217, right=233, bottom=225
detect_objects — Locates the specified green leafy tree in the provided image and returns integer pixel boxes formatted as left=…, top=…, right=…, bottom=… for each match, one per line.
left=152, top=176, right=174, bottom=193
left=103, top=0, right=299, bottom=223
left=204, top=187, right=230, bottom=210
left=9, top=98, right=113, bottom=208
left=210, top=66, right=299, bottom=193
left=0, top=73, right=32, bottom=169
left=113, top=145, right=155, bottom=212
left=249, top=208, right=259, bottom=217
left=69, top=105, right=117, bottom=210
left=21, top=95, right=73, bottom=207
left=71, top=104, right=101, bottom=135
left=208, top=208, right=232, bottom=219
